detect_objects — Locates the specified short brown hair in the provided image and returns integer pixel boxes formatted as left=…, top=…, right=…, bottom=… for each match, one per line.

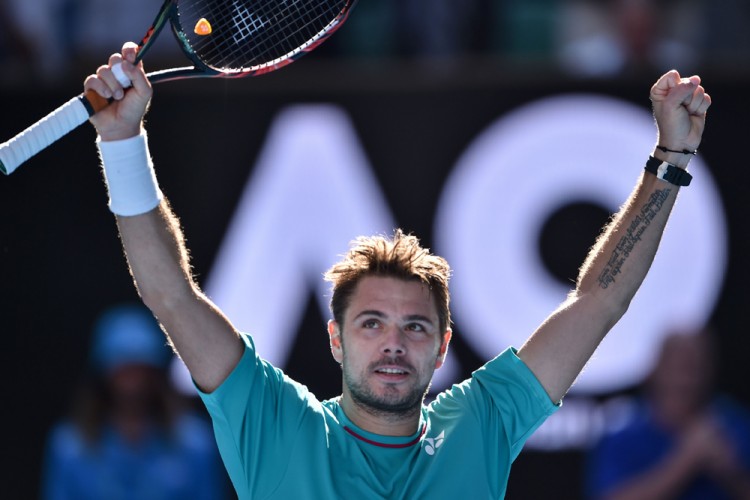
left=324, top=229, right=452, bottom=333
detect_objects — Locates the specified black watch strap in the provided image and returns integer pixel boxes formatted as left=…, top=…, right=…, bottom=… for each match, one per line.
left=644, top=156, right=692, bottom=186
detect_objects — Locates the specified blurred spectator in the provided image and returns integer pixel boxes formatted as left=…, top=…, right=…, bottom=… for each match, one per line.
left=330, top=0, right=397, bottom=58
left=41, top=303, right=229, bottom=500
left=586, top=327, right=750, bottom=500
left=2, top=0, right=750, bottom=87
left=556, top=0, right=699, bottom=78
left=71, top=0, right=181, bottom=64
left=0, top=2, right=35, bottom=85
left=1, top=0, right=74, bottom=84
left=335, top=0, right=560, bottom=62
left=400, top=0, right=485, bottom=58
left=489, top=0, right=562, bottom=61
left=334, top=0, right=488, bottom=60
left=0, top=0, right=183, bottom=86
left=698, top=0, right=750, bottom=66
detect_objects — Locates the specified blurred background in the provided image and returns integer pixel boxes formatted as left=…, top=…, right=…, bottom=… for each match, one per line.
left=1, top=0, right=749, bottom=498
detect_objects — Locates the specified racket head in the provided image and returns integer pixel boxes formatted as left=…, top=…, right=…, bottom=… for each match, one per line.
left=149, top=0, right=357, bottom=83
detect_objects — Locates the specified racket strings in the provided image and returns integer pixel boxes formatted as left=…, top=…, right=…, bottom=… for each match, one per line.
left=205, top=0, right=332, bottom=68
left=177, top=0, right=349, bottom=71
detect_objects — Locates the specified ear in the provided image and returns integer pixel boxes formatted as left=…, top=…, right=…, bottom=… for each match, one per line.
left=434, top=328, right=452, bottom=370
left=328, top=320, right=343, bottom=364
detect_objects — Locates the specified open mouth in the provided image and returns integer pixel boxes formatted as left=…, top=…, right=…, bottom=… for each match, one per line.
left=372, top=364, right=412, bottom=383
left=375, top=367, right=408, bottom=375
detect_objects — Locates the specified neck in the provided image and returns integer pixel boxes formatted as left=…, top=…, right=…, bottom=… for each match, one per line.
left=339, top=393, right=422, bottom=436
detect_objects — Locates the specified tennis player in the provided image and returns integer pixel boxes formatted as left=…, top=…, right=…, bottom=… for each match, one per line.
left=84, top=42, right=711, bottom=499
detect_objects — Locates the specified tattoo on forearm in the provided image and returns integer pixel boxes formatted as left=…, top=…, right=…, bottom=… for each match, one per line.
left=597, top=188, right=672, bottom=289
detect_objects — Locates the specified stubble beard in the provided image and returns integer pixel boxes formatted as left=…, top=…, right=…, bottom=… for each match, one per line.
left=343, top=362, right=431, bottom=421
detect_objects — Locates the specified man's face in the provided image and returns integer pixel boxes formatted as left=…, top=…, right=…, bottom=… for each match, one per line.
left=328, top=276, right=451, bottom=418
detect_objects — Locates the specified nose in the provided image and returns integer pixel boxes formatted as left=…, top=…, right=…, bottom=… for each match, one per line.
left=381, top=326, right=406, bottom=356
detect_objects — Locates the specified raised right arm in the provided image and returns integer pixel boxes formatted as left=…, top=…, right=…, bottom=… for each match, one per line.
left=86, top=43, right=243, bottom=392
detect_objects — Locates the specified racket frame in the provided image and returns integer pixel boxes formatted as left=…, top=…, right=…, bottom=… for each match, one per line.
left=144, top=0, right=358, bottom=84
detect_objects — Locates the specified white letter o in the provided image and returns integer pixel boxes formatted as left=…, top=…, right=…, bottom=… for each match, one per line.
left=435, top=95, right=727, bottom=394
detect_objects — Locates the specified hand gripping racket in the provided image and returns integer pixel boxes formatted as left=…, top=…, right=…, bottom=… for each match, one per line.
left=0, top=0, right=357, bottom=175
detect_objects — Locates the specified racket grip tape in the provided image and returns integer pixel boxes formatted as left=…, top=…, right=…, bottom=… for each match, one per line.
left=0, top=90, right=112, bottom=175
left=0, top=61, right=133, bottom=175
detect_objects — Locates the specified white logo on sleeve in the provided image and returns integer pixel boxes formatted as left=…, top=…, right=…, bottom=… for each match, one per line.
left=424, top=431, right=445, bottom=456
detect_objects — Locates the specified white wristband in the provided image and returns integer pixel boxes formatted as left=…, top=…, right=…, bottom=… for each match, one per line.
left=97, top=132, right=163, bottom=216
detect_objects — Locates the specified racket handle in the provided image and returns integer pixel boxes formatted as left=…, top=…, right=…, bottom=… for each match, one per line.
left=0, top=96, right=91, bottom=175
left=0, top=64, right=132, bottom=175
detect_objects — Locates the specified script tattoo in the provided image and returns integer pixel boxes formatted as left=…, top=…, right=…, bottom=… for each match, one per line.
left=597, top=188, right=672, bottom=289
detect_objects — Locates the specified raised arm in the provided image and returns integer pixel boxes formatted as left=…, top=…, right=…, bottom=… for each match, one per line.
left=517, top=71, right=712, bottom=403
left=86, top=43, right=243, bottom=392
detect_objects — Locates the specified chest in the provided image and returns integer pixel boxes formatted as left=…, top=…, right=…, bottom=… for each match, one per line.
left=269, top=418, right=510, bottom=500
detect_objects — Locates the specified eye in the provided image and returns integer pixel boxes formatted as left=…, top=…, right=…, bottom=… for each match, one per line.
left=362, top=318, right=381, bottom=329
left=405, top=322, right=427, bottom=334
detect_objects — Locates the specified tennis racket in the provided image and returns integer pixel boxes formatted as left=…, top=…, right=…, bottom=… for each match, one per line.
left=0, top=0, right=357, bottom=175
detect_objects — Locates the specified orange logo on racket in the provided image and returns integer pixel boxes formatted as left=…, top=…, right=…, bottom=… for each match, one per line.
left=194, top=18, right=212, bottom=36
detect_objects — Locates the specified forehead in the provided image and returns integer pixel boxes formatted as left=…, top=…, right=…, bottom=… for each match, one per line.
left=345, top=276, right=438, bottom=320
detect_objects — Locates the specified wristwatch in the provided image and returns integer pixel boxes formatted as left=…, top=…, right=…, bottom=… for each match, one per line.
left=644, top=156, right=692, bottom=186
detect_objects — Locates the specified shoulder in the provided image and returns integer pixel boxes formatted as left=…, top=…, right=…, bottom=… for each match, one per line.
left=440, top=347, right=559, bottom=413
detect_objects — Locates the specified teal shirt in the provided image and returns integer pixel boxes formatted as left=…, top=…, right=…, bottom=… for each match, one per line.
left=199, top=334, right=559, bottom=499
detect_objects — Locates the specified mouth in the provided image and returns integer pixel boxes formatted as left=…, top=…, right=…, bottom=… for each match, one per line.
left=375, top=367, right=408, bottom=375
left=372, top=365, right=411, bottom=382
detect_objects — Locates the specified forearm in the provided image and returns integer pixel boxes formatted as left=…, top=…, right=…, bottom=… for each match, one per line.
left=519, top=154, right=683, bottom=401
left=99, top=134, right=196, bottom=312
left=116, top=199, right=195, bottom=312
left=576, top=158, right=679, bottom=311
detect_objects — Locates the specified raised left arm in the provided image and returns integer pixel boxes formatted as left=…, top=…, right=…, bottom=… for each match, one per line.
left=517, top=71, right=712, bottom=403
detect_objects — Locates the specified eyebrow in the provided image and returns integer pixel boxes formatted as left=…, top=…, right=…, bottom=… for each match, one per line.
left=354, top=310, right=385, bottom=319
left=353, top=310, right=435, bottom=326
left=404, top=314, right=435, bottom=326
